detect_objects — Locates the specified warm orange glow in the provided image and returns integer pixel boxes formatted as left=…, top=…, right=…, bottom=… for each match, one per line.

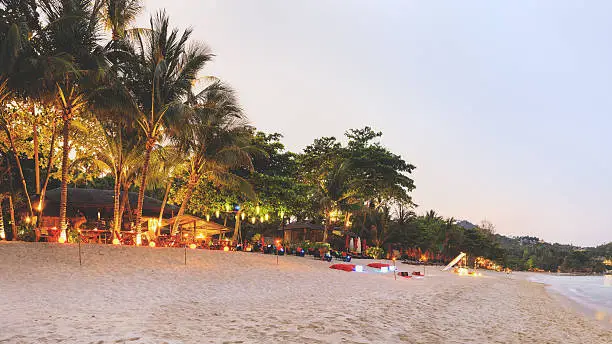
left=37, top=202, right=42, bottom=212
left=25, top=216, right=31, bottom=224
left=0, top=230, right=5, bottom=239
left=149, top=241, right=156, bottom=247
left=196, top=233, right=204, bottom=239
left=206, top=214, right=210, bottom=221
left=420, top=255, right=428, bottom=262
left=223, top=246, right=230, bottom=252
left=183, top=233, right=188, bottom=238
left=135, top=233, right=142, bottom=246
left=112, top=238, right=120, bottom=245
left=251, top=217, right=256, bottom=224
left=58, top=229, right=67, bottom=244
left=215, top=210, right=220, bottom=218
left=189, top=243, right=197, bottom=249
left=241, top=212, right=245, bottom=221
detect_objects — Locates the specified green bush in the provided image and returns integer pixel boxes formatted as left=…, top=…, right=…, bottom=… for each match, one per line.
left=18, top=224, right=36, bottom=242
left=366, top=246, right=384, bottom=259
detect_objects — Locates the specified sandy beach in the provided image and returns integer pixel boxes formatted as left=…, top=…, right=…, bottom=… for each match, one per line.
left=0, top=242, right=609, bottom=344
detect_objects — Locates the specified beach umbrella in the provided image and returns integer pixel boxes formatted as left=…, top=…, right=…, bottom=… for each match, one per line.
left=356, top=237, right=362, bottom=254
left=349, top=238, right=355, bottom=252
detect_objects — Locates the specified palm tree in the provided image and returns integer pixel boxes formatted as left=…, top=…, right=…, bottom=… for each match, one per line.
left=92, top=122, right=143, bottom=239
left=171, top=82, right=254, bottom=235
left=37, top=0, right=108, bottom=233
left=126, top=11, right=213, bottom=233
left=316, top=159, right=357, bottom=242
left=146, top=144, right=183, bottom=236
left=101, top=0, right=142, bottom=41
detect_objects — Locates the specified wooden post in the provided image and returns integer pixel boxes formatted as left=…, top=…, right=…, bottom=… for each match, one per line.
left=78, top=235, right=82, bottom=266
left=184, top=243, right=187, bottom=265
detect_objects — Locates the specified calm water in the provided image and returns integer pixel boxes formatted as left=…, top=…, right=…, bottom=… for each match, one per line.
left=528, top=274, right=612, bottom=323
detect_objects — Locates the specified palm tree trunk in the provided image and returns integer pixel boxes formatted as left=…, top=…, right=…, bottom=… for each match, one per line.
left=112, top=172, right=121, bottom=239
left=232, top=211, right=241, bottom=242
left=157, top=180, right=171, bottom=237
left=0, top=195, right=5, bottom=239
left=134, top=142, right=153, bottom=234
left=32, top=108, right=40, bottom=195
left=59, top=118, right=71, bottom=232
left=323, top=215, right=330, bottom=242
left=37, top=122, right=57, bottom=227
left=8, top=195, right=16, bottom=241
left=119, top=181, right=131, bottom=230
left=5, top=128, right=33, bottom=217
left=171, top=175, right=198, bottom=235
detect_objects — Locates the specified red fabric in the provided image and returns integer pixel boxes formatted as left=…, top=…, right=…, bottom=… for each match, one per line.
left=329, top=264, right=356, bottom=272
left=367, top=263, right=390, bottom=269
left=412, top=271, right=423, bottom=276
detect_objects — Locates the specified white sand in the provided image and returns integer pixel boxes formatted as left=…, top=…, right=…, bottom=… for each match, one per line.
left=0, top=241, right=610, bottom=344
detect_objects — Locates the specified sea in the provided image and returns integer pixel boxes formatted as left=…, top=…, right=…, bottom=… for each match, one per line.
left=528, top=274, right=612, bottom=324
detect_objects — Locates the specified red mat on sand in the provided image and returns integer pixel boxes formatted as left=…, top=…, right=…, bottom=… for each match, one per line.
left=329, top=264, right=356, bottom=272
left=367, top=263, right=391, bottom=269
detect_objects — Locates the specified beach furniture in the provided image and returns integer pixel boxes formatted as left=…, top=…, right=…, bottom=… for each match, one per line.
left=329, top=264, right=356, bottom=272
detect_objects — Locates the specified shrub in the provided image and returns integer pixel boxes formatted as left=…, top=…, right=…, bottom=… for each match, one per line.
left=366, top=246, right=385, bottom=259
left=18, top=224, right=36, bottom=242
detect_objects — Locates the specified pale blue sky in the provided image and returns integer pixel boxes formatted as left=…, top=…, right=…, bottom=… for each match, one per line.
left=139, top=1, right=612, bottom=246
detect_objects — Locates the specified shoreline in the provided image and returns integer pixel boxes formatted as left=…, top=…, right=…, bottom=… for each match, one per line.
left=1, top=242, right=610, bottom=343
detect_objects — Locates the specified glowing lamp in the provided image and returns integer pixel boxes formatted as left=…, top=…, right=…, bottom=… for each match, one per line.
left=354, top=265, right=364, bottom=272
left=206, top=214, right=210, bottom=221
left=241, top=212, right=245, bottom=221
left=260, top=217, right=264, bottom=223
left=215, top=210, right=220, bottom=218
left=149, top=241, right=156, bottom=247
left=256, top=205, right=260, bottom=214
left=58, top=229, right=67, bottom=244
left=196, top=233, right=204, bottom=239
left=112, top=238, right=120, bottom=245
left=251, top=217, right=256, bottom=224
left=0, top=230, right=5, bottom=239
left=223, top=246, right=230, bottom=252
left=189, top=243, right=197, bottom=249
left=184, top=233, right=188, bottom=238
left=37, top=202, right=42, bottom=212
left=225, top=204, right=230, bottom=212
left=25, top=216, right=31, bottom=224
left=264, top=213, right=269, bottom=221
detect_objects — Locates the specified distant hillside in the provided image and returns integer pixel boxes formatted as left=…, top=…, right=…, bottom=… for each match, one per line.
left=456, top=220, right=477, bottom=229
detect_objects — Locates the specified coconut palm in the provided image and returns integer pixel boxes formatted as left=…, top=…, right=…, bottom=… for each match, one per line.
left=125, top=11, right=213, bottom=233
left=170, top=82, right=254, bottom=235
left=316, top=159, right=358, bottom=242
left=101, top=0, right=142, bottom=41
left=146, top=144, right=183, bottom=236
left=36, top=0, right=108, bottom=232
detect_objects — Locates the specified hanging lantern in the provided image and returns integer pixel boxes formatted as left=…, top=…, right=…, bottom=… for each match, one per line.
left=251, top=217, right=256, bottom=224
left=206, top=214, right=210, bottom=222
left=136, top=233, right=142, bottom=246
left=264, top=213, right=269, bottom=221
left=256, top=205, right=260, bottom=215
left=58, top=229, right=67, bottom=244
left=241, top=212, right=245, bottom=221
left=215, top=210, right=220, bottom=218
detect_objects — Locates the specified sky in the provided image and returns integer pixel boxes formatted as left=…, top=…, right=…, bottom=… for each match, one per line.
left=137, top=1, right=612, bottom=246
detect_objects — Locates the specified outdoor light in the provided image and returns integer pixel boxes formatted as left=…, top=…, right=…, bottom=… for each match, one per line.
left=260, top=216, right=264, bottom=223
left=136, top=233, right=142, bottom=246
left=189, top=243, right=196, bottom=249
left=149, top=241, right=156, bottom=247
left=264, top=213, right=269, bottom=221
left=215, top=210, right=220, bottom=218
left=225, top=204, right=230, bottom=212
left=37, top=202, right=42, bottom=212
left=0, top=230, right=5, bottom=239
left=256, top=205, right=260, bottom=214
left=206, top=214, right=210, bottom=221
left=251, top=217, right=256, bottom=224
left=241, top=212, right=245, bottom=221
left=25, top=216, right=31, bottom=224
left=112, top=238, right=120, bottom=245
left=223, top=246, right=230, bottom=252
left=58, top=229, right=67, bottom=244
left=97, top=211, right=100, bottom=221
